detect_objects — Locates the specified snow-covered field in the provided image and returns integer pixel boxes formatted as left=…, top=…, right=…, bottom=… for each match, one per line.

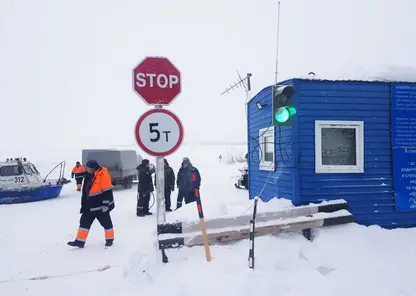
left=1, top=143, right=415, bottom=296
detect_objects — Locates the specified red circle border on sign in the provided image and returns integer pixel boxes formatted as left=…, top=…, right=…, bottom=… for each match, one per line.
left=134, top=109, right=184, bottom=157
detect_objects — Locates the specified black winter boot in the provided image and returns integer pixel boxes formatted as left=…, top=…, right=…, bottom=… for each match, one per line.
left=67, top=240, right=85, bottom=248
left=136, top=211, right=146, bottom=217
left=105, top=240, right=113, bottom=247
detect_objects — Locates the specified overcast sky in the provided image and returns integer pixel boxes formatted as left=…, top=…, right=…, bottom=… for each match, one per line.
left=1, top=0, right=415, bottom=160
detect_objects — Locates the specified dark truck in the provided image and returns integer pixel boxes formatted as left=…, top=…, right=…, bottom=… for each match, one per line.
left=82, top=149, right=138, bottom=189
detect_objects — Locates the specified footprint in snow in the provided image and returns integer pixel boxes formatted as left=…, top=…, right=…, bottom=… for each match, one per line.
left=316, top=265, right=337, bottom=276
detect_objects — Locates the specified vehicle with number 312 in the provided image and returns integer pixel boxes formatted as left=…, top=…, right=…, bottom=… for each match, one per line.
left=0, top=158, right=70, bottom=205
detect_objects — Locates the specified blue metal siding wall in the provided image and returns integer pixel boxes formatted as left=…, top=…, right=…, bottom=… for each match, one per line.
left=247, top=83, right=295, bottom=202
left=296, top=79, right=416, bottom=228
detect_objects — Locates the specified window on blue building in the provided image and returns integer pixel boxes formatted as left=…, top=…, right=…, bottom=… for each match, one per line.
left=264, top=136, right=274, bottom=161
left=315, top=120, right=364, bottom=174
left=259, top=126, right=275, bottom=171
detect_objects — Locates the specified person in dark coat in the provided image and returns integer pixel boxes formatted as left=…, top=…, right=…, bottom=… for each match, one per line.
left=67, top=160, right=115, bottom=248
left=154, top=159, right=175, bottom=211
left=136, top=159, right=155, bottom=216
left=176, top=157, right=201, bottom=209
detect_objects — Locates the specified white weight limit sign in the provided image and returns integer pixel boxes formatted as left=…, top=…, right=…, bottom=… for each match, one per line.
left=135, top=109, right=184, bottom=157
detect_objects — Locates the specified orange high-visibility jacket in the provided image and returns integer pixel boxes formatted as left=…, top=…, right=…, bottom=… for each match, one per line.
left=83, top=166, right=115, bottom=213
left=71, top=165, right=85, bottom=178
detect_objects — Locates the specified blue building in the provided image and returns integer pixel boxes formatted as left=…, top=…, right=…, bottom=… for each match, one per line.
left=247, top=78, right=416, bottom=228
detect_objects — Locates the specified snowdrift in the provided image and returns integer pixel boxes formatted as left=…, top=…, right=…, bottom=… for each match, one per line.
left=0, top=144, right=415, bottom=296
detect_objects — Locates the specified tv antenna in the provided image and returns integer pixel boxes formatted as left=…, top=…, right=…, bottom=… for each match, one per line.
left=220, top=70, right=252, bottom=96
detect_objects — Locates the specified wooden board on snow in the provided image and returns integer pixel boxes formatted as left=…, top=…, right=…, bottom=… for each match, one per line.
left=158, top=209, right=354, bottom=249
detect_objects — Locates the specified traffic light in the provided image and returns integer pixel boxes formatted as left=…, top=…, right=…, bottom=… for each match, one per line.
left=272, top=85, right=296, bottom=126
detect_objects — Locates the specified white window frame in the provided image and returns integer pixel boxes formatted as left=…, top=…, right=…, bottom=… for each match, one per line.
left=315, top=120, right=364, bottom=174
left=259, top=126, right=275, bottom=171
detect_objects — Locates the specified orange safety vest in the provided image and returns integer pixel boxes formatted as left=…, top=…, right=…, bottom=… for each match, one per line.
left=89, top=167, right=113, bottom=197
left=72, top=165, right=85, bottom=174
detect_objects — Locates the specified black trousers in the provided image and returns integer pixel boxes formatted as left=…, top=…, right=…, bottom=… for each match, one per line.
left=137, top=192, right=151, bottom=214
left=75, top=177, right=83, bottom=190
left=176, top=190, right=196, bottom=209
left=77, top=211, right=114, bottom=242
left=165, top=188, right=172, bottom=210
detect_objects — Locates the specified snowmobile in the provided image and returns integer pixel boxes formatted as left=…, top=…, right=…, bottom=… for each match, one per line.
left=0, top=157, right=70, bottom=204
left=234, top=167, right=249, bottom=190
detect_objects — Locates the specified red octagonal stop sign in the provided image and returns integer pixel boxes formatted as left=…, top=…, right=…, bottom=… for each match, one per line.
left=132, top=56, right=182, bottom=106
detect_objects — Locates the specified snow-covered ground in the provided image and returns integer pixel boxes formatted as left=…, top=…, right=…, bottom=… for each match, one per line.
left=1, top=143, right=415, bottom=296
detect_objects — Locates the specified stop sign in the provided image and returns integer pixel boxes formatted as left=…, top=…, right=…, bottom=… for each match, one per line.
left=132, top=56, right=182, bottom=106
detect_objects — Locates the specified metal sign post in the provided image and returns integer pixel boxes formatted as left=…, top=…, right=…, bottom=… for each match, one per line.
left=154, top=105, right=167, bottom=228
left=156, top=156, right=166, bottom=226
left=154, top=105, right=168, bottom=263
left=132, top=56, right=183, bottom=264
left=156, top=155, right=168, bottom=262
left=134, top=108, right=184, bottom=264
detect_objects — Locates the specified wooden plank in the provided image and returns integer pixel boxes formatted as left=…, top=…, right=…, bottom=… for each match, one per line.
left=158, top=199, right=348, bottom=235
left=186, top=219, right=324, bottom=246
left=158, top=210, right=354, bottom=249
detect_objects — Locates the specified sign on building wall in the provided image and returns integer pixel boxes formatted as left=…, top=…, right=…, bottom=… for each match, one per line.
left=392, top=83, right=416, bottom=211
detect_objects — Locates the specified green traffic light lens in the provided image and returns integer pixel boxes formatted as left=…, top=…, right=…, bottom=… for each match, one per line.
left=288, top=107, right=297, bottom=116
left=275, top=108, right=290, bottom=123
left=275, top=107, right=297, bottom=123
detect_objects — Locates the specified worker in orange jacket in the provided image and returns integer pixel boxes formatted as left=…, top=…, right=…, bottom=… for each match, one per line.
left=71, top=161, right=85, bottom=191
left=67, top=160, right=115, bottom=248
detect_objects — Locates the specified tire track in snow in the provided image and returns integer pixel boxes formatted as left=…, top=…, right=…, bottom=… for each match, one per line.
left=0, top=264, right=122, bottom=284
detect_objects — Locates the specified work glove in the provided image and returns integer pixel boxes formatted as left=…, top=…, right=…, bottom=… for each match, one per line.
left=102, top=206, right=109, bottom=212
left=171, top=185, right=175, bottom=192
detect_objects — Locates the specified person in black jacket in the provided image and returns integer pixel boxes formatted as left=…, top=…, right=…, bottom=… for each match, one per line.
left=154, top=159, right=175, bottom=211
left=176, top=157, right=201, bottom=209
left=67, top=160, right=115, bottom=248
left=136, top=159, right=154, bottom=217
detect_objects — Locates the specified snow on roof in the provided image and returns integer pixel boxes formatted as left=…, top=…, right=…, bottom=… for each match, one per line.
left=247, top=66, right=416, bottom=104
left=293, top=65, right=416, bottom=83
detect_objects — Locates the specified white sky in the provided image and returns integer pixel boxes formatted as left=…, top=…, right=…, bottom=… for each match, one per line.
left=1, top=0, right=415, bottom=159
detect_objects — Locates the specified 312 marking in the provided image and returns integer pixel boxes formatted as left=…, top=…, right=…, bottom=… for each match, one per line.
left=14, top=177, right=24, bottom=183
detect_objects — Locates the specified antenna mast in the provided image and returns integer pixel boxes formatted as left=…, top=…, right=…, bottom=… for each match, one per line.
left=274, top=1, right=281, bottom=85
left=220, top=71, right=252, bottom=96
